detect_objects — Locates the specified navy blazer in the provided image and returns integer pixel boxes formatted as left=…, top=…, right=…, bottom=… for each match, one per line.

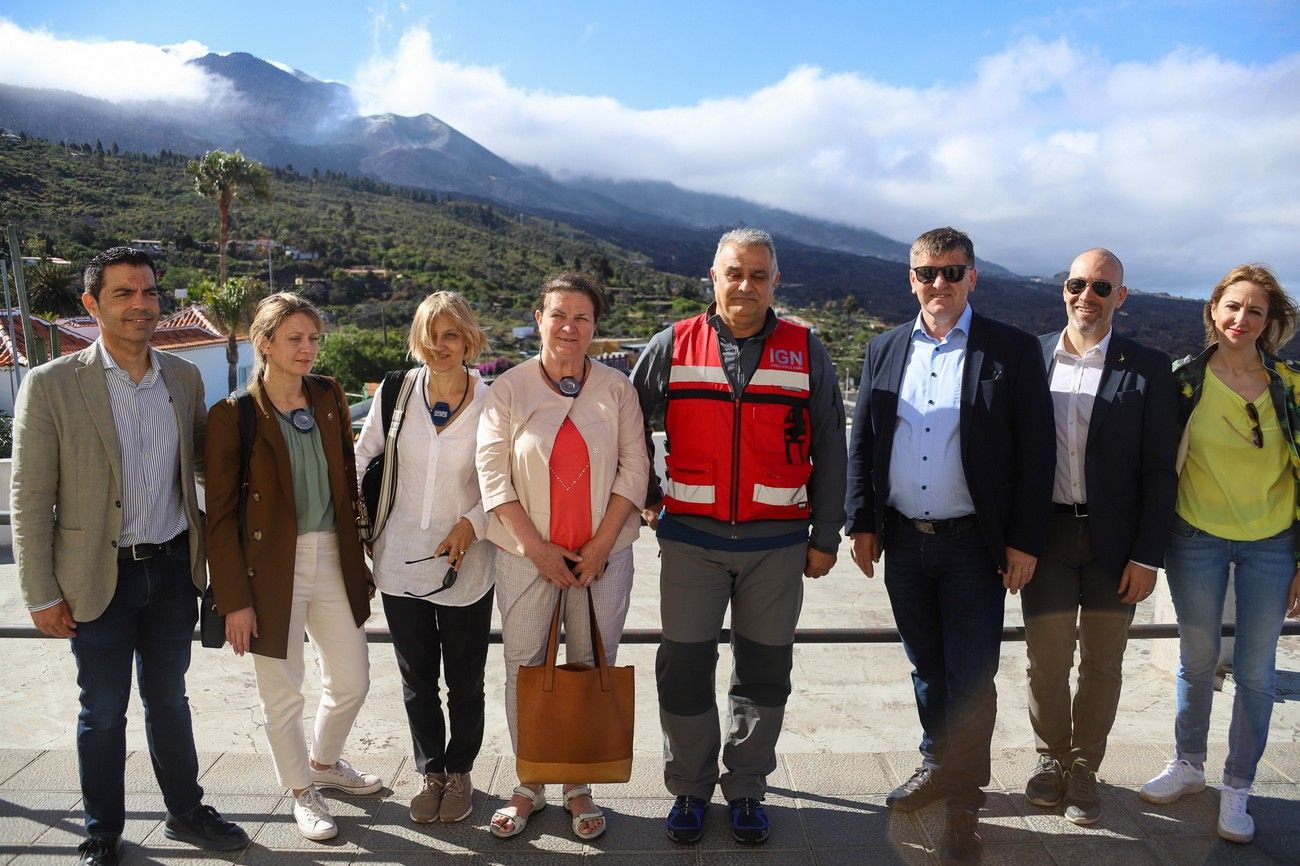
left=845, top=310, right=1055, bottom=570
left=1039, top=331, right=1180, bottom=576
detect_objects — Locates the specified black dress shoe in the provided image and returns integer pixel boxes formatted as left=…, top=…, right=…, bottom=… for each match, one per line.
left=163, top=804, right=250, bottom=851
left=886, top=766, right=944, bottom=812
left=1025, top=754, right=1065, bottom=807
left=76, top=836, right=120, bottom=866
left=940, top=809, right=982, bottom=864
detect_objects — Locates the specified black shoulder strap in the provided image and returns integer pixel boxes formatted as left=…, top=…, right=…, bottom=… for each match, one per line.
left=231, top=388, right=256, bottom=549
left=380, top=369, right=408, bottom=438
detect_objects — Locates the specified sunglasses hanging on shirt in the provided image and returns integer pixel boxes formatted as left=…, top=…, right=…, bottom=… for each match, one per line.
left=425, top=366, right=470, bottom=427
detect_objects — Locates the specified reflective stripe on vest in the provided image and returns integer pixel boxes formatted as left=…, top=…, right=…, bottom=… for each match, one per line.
left=663, top=313, right=813, bottom=522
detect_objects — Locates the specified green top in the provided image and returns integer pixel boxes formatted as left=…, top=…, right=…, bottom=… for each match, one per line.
left=1177, top=366, right=1291, bottom=540
left=275, top=411, right=336, bottom=535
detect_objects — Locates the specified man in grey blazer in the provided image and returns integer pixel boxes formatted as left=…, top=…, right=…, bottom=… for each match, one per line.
left=12, top=247, right=248, bottom=866
left=1022, top=248, right=1179, bottom=824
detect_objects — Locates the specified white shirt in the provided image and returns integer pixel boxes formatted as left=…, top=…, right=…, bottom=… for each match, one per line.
left=353, top=366, right=494, bottom=606
left=1049, top=330, right=1111, bottom=505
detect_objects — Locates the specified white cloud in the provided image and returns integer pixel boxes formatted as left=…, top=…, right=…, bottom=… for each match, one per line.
left=0, top=19, right=229, bottom=104
left=353, top=28, right=1300, bottom=294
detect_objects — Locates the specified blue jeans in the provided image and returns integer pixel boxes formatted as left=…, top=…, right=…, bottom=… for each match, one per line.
left=1165, top=515, right=1294, bottom=788
left=69, top=549, right=203, bottom=837
left=883, top=518, right=1006, bottom=810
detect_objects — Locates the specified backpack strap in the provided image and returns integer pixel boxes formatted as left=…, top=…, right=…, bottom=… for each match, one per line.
left=380, top=369, right=408, bottom=440
left=365, top=368, right=419, bottom=542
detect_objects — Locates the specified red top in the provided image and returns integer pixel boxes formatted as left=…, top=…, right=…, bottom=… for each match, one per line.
left=548, top=417, right=592, bottom=551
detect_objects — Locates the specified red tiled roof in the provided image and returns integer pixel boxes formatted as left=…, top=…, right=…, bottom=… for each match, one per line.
left=160, top=306, right=226, bottom=333
left=0, top=306, right=237, bottom=367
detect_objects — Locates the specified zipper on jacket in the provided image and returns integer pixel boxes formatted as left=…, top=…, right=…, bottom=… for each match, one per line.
left=730, top=394, right=742, bottom=524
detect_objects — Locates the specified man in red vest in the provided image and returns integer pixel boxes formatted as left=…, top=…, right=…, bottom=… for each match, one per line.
left=631, top=228, right=847, bottom=846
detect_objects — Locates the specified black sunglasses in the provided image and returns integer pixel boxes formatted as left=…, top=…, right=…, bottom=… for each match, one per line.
left=1245, top=402, right=1264, bottom=449
left=402, top=566, right=458, bottom=598
left=911, top=265, right=970, bottom=284
left=1065, top=278, right=1115, bottom=298
left=1222, top=403, right=1264, bottom=449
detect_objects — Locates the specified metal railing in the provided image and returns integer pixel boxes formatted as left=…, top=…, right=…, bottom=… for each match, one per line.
left=1, top=622, right=1296, bottom=644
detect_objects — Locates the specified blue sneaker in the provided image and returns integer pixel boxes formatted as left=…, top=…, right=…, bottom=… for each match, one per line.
left=666, top=795, right=709, bottom=844
left=729, top=797, right=769, bottom=844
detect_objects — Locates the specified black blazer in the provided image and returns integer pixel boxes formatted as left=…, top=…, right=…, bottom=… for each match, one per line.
left=845, top=310, right=1055, bottom=570
left=1039, top=331, right=1180, bottom=576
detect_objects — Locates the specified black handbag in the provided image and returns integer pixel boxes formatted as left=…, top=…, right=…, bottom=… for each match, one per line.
left=360, top=369, right=418, bottom=543
left=199, top=586, right=225, bottom=648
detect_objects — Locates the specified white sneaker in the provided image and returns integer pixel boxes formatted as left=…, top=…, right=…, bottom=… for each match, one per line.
left=1217, top=785, right=1255, bottom=843
left=293, top=788, right=338, bottom=841
left=1140, top=758, right=1206, bottom=804
left=311, top=758, right=383, bottom=795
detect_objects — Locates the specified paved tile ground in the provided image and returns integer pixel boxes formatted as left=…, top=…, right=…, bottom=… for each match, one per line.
left=4, top=529, right=1300, bottom=864
left=2, top=746, right=1298, bottom=865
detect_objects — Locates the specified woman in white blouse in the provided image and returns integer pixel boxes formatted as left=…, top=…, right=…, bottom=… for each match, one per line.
left=353, top=291, right=495, bottom=826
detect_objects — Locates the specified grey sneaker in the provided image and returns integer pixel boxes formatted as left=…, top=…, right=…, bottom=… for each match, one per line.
left=439, top=772, right=474, bottom=822
left=311, top=758, right=383, bottom=795
left=1025, top=754, right=1065, bottom=807
left=1064, top=760, right=1101, bottom=825
left=410, top=772, right=445, bottom=824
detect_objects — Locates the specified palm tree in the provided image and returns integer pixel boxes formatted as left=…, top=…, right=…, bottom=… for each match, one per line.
left=24, top=258, right=83, bottom=318
left=200, top=276, right=265, bottom=394
left=184, top=149, right=271, bottom=290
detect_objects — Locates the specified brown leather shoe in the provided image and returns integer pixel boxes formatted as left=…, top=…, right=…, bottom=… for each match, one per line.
left=887, top=767, right=945, bottom=812
left=410, top=772, right=445, bottom=824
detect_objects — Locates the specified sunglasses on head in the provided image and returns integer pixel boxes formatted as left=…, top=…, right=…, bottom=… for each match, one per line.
left=1065, top=278, right=1115, bottom=298
left=911, top=265, right=970, bottom=284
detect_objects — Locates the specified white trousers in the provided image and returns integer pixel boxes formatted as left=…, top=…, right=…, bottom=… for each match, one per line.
left=252, top=531, right=370, bottom=790
left=495, top=546, right=634, bottom=753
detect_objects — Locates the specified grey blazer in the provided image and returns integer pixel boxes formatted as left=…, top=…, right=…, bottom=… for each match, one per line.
left=11, top=344, right=208, bottom=622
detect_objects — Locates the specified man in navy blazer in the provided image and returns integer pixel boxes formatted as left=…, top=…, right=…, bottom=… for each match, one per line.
left=1021, top=248, right=1178, bottom=825
left=845, top=227, right=1054, bottom=864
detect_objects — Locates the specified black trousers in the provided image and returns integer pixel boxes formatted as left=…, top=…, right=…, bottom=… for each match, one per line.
left=382, top=588, right=494, bottom=774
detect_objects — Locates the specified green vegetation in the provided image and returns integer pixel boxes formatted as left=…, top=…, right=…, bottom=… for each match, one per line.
left=198, top=275, right=266, bottom=393
left=0, top=134, right=881, bottom=379
left=185, top=149, right=271, bottom=290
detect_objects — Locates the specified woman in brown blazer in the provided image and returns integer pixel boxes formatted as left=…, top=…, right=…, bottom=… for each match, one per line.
left=206, top=293, right=379, bottom=843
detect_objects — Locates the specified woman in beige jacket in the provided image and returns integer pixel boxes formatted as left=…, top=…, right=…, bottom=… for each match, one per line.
left=476, top=273, right=648, bottom=841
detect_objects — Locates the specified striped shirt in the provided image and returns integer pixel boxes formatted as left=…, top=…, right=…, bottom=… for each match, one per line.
left=98, top=340, right=186, bottom=546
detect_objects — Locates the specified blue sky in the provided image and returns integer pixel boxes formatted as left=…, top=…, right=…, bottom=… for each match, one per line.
left=2, top=1, right=1299, bottom=295
left=8, top=1, right=1297, bottom=106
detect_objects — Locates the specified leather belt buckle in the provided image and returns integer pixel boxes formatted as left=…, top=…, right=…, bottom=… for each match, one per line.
left=913, top=520, right=937, bottom=535
left=130, top=543, right=153, bottom=561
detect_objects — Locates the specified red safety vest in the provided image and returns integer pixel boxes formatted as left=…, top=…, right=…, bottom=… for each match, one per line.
left=663, top=314, right=813, bottom=522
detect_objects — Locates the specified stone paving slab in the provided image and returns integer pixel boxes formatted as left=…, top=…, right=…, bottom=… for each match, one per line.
left=4, top=748, right=1298, bottom=864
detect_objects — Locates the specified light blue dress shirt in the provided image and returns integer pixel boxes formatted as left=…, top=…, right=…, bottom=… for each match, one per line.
left=886, top=304, right=976, bottom=520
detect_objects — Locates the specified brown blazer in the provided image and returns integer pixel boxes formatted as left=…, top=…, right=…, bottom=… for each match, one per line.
left=205, top=375, right=371, bottom=659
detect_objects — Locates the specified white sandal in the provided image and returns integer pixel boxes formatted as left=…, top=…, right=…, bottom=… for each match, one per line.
left=490, top=785, right=545, bottom=838
left=563, top=785, right=606, bottom=841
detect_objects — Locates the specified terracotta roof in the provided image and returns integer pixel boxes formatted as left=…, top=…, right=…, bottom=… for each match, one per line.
left=0, top=312, right=92, bottom=366
left=160, top=306, right=225, bottom=333
left=0, top=306, right=239, bottom=367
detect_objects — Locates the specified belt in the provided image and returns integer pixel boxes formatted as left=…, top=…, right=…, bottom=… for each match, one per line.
left=888, top=509, right=979, bottom=535
left=1052, top=502, right=1089, bottom=518
left=117, top=531, right=189, bottom=562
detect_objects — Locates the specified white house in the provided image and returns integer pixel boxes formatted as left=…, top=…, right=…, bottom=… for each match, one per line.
left=0, top=305, right=254, bottom=415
